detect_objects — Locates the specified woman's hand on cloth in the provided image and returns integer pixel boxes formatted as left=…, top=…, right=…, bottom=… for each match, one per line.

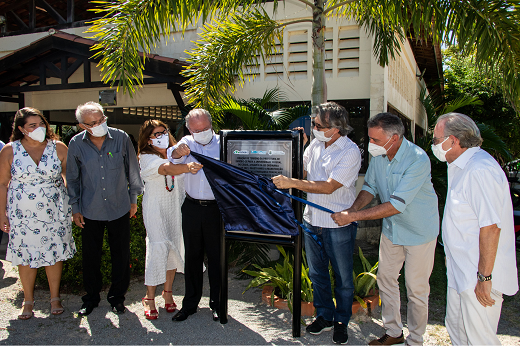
left=186, top=162, right=203, bottom=174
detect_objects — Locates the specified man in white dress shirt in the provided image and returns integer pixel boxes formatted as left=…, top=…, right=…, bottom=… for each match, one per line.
left=273, top=102, right=361, bottom=345
left=433, top=113, right=518, bottom=345
left=168, top=108, right=221, bottom=322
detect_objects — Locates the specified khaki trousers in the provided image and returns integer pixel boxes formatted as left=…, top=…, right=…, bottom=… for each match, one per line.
left=378, top=233, right=436, bottom=346
left=445, top=286, right=503, bottom=345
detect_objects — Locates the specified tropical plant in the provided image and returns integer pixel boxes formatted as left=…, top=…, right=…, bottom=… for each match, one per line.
left=418, top=87, right=513, bottom=219
left=88, top=1, right=520, bottom=110
left=242, top=245, right=313, bottom=313
left=210, top=87, right=310, bottom=132
left=353, top=247, right=378, bottom=309
left=443, top=47, right=520, bottom=158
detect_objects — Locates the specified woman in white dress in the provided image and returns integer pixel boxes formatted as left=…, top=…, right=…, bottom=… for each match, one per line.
left=137, top=120, right=202, bottom=320
left=0, top=108, right=76, bottom=320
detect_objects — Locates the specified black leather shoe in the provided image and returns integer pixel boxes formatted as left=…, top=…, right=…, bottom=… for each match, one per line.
left=172, top=308, right=196, bottom=322
left=212, top=309, right=219, bottom=321
left=111, top=303, right=126, bottom=314
left=78, top=302, right=98, bottom=316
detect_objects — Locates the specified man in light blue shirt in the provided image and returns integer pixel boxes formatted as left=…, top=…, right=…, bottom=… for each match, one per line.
left=332, top=112, right=438, bottom=346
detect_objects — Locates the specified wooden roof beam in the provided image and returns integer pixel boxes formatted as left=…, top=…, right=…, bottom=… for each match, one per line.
left=36, top=0, right=66, bottom=24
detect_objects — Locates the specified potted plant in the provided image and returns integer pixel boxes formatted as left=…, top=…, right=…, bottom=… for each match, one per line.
left=352, top=247, right=379, bottom=314
left=243, top=246, right=315, bottom=317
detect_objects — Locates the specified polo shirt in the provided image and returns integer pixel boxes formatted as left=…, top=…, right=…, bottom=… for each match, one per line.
left=362, top=138, right=439, bottom=246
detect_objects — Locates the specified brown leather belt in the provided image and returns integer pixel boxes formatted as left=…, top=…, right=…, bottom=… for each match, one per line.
left=185, top=193, right=217, bottom=207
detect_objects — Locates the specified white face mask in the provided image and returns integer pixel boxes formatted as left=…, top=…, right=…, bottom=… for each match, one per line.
left=26, top=126, right=46, bottom=142
left=368, top=137, right=392, bottom=157
left=192, top=128, right=213, bottom=145
left=312, top=128, right=334, bottom=142
left=151, top=133, right=170, bottom=149
left=89, top=121, right=108, bottom=137
left=432, top=137, right=452, bottom=162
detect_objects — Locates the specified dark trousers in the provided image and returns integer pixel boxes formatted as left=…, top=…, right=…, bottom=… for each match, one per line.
left=81, top=213, right=131, bottom=306
left=181, top=199, right=221, bottom=311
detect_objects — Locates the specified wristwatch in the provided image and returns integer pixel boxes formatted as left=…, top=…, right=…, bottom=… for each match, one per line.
left=477, top=272, right=492, bottom=282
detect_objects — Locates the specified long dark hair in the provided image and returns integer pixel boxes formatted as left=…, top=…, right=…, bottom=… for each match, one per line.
left=138, top=119, right=175, bottom=159
left=10, top=107, right=58, bottom=142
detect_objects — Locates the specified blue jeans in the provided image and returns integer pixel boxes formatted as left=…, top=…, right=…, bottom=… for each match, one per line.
left=303, top=221, right=357, bottom=324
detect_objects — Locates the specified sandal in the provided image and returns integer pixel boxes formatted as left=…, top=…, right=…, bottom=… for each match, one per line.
left=162, top=290, right=177, bottom=313
left=18, top=301, right=34, bottom=320
left=142, top=298, right=158, bottom=320
left=50, top=297, right=64, bottom=315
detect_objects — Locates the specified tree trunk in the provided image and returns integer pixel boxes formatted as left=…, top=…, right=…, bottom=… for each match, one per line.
left=311, top=0, right=327, bottom=109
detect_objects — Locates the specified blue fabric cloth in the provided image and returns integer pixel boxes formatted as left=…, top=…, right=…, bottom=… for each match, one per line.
left=304, top=220, right=357, bottom=324
left=190, top=152, right=299, bottom=236
left=362, top=138, right=439, bottom=246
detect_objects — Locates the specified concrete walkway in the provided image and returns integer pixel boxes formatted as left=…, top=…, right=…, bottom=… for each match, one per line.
left=0, top=234, right=518, bottom=345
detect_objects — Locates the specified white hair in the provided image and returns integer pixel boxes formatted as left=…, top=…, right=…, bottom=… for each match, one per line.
left=185, top=108, right=212, bottom=129
left=75, top=101, right=104, bottom=123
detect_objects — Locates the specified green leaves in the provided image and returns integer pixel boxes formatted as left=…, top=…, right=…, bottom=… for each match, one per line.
left=353, top=247, right=378, bottom=300
left=182, top=7, right=283, bottom=108
left=210, top=87, right=310, bottom=131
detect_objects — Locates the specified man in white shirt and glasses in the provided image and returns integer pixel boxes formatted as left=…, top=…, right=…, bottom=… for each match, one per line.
left=273, top=102, right=361, bottom=345
left=168, top=108, right=221, bottom=323
left=433, top=113, right=518, bottom=345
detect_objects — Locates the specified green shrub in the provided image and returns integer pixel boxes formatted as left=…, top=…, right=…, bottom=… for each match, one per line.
left=36, top=196, right=147, bottom=292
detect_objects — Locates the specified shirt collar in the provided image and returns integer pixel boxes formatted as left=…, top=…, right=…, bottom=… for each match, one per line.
left=450, top=146, right=480, bottom=169
left=387, top=137, right=408, bottom=162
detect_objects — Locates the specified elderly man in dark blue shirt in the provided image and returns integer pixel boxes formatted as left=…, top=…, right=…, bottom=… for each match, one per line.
left=67, top=101, right=143, bottom=316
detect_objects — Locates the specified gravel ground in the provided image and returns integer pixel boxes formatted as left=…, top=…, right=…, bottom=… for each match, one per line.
left=0, top=240, right=519, bottom=345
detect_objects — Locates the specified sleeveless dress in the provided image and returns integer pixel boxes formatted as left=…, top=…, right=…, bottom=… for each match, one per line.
left=139, top=153, right=185, bottom=286
left=6, top=140, right=76, bottom=268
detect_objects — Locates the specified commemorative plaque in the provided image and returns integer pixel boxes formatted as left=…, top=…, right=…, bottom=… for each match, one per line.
left=227, top=139, right=292, bottom=178
left=219, top=130, right=303, bottom=337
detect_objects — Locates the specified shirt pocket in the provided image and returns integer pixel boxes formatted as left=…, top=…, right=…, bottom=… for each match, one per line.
left=390, top=172, right=403, bottom=193
left=107, top=151, right=124, bottom=170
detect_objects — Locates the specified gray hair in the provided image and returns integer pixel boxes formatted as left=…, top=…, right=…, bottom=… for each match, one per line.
left=367, top=112, right=405, bottom=139
left=436, top=112, right=483, bottom=148
left=75, top=101, right=104, bottom=123
left=185, top=108, right=212, bottom=130
left=313, top=102, right=352, bottom=136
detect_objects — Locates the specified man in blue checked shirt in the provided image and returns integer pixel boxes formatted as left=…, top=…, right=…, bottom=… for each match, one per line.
left=332, top=112, right=439, bottom=346
left=67, top=101, right=143, bottom=317
left=273, top=102, right=361, bottom=345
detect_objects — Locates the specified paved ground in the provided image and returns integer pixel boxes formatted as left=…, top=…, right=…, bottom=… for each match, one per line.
left=0, top=234, right=519, bottom=345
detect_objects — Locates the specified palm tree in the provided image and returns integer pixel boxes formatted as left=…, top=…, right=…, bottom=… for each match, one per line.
left=210, top=87, right=310, bottom=131
left=88, top=1, right=520, bottom=110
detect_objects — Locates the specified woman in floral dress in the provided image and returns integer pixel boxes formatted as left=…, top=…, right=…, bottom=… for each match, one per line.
left=0, top=108, right=76, bottom=320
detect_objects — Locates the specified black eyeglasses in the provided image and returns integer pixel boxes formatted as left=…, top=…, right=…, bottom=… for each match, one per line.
left=151, top=129, right=169, bottom=138
left=311, top=120, right=329, bottom=131
left=83, top=116, right=107, bottom=128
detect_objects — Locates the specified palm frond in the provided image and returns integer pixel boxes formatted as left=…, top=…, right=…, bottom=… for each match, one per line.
left=478, top=123, right=513, bottom=163
left=87, top=0, right=277, bottom=94
left=182, top=7, right=283, bottom=108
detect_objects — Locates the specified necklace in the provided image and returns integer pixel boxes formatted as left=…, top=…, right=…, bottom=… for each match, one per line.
left=164, top=175, right=175, bottom=192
